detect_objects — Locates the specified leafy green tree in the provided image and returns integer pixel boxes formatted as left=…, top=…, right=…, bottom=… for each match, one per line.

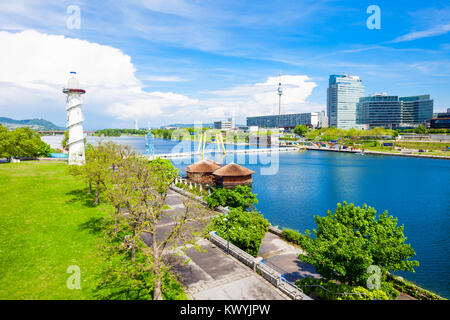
left=414, top=125, right=428, bottom=135
left=0, top=127, right=48, bottom=158
left=0, top=125, right=12, bottom=158
left=206, top=185, right=258, bottom=210
left=206, top=207, right=269, bottom=256
left=61, top=130, right=69, bottom=149
left=37, top=141, right=51, bottom=157
left=294, top=125, right=308, bottom=136
left=298, top=202, right=419, bottom=286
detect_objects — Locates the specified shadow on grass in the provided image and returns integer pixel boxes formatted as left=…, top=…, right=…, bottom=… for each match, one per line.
left=78, top=216, right=108, bottom=235
left=66, top=188, right=97, bottom=208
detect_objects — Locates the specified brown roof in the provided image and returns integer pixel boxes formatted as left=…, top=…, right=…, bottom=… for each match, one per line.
left=212, top=163, right=255, bottom=176
left=184, top=159, right=221, bottom=173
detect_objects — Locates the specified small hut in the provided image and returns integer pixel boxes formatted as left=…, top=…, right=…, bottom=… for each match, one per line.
left=184, top=159, right=221, bottom=184
left=212, top=162, right=255, bottom=187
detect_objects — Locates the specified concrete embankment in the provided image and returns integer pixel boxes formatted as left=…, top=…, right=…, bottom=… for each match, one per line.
left=306, top=146, right=450, bottom=160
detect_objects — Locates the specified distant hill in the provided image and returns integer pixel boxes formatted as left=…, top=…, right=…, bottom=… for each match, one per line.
left=0, top=117, right=64, bottom=131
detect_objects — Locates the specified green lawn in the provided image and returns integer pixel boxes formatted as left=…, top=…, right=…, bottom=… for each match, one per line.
left=0, top=161, right=110, bottom=299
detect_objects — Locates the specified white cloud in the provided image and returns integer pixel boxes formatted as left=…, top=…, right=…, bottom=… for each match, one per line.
left=392, top=24, right=450, bottom=43
left=0, top=29, right=321, bottom=127
left=0, top=29, right=199, bottom=126
left=205, top=75, right=320, bottom=118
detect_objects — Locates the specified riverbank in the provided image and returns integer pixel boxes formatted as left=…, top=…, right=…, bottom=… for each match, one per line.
left=306, top=146, right=450, bottom=160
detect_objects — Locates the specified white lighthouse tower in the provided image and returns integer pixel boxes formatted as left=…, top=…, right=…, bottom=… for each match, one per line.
left=63, top=72, right=86, bottom=165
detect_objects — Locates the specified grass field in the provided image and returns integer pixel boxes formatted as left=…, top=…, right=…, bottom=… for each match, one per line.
left=0, top=161, right=111, bottom=299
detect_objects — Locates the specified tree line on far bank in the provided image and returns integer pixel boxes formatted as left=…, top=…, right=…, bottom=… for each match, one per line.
left=95, top=128, right=149, bottom=137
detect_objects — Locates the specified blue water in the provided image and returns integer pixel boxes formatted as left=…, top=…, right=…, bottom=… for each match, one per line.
left=42, top=135, right=450, bottom=297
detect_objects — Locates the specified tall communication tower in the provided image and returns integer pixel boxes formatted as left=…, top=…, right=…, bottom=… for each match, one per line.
left=277, top=72, right=283, bottom=116
left=63, top=72, right=86, bottom=165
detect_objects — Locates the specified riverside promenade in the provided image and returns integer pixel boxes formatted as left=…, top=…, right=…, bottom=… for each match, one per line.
left=305, top=146, right=450, bottom=160
left=151, top=188, right=292, bottom=300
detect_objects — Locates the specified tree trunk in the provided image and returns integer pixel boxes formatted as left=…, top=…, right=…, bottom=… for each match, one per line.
left=88, top=181, right=92, bottom=194
left=114, top=206, right=119, bottom=235
left=94, top=185, right=99, bottom=205
left=152, top=231, right=163, bottom=300
left=131, top=229, right=136, bottom=262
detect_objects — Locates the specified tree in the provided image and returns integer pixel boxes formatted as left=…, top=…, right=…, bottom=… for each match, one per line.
left=206, top=185, right=258, bottom=210
left=0, top=127, right=49, bottom=158
left=294, top=125, right=308, bottom=136
left=113, top=156, right=212, bottom=300
left=298, top=202, right=419, bottom=286
left=414, top=125, right=428, bottom=135
left=206, top=207, right=269, bottom=256
left=61, top=130, right=69, bottom=149
left=37, top=140, right=51, bottom=157
left=0, top=125, right=11, bottom=158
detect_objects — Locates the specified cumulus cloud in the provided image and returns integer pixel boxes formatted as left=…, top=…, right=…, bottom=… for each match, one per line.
left=206, top=75, right=319, bottom=118
left=0, top=29, right=321, bottom=127
left=0, top=29, right=199, bottom=127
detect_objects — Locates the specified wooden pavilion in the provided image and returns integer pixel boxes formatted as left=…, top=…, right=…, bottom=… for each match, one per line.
left=212, top=162, right=255, bottom=187
left=184, top=159, right=220, bottom=184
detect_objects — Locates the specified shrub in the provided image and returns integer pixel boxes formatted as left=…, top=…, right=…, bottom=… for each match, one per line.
left=296, top=277, right=391, bottom=300
left=281, top=228, right=305, bottom=246
left=206, top=185, right=258, bottom=210
left=206, top=207, right=269, bottom=256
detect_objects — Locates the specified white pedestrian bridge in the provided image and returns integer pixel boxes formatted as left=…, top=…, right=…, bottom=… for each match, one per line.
left=148, top=146, right=299, bottom=160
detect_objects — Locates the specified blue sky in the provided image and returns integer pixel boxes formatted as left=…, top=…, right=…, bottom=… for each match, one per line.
left=0, top=0, right=449, bottom=129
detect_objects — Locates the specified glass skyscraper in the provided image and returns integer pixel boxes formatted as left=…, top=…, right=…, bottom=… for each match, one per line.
left=327, top=75, right=365, bottom=129
left=356, top=94, right=433, bottom=128
left=357, top=94, right=402, bottom=129
left=399, top=95, right=434, bottom=125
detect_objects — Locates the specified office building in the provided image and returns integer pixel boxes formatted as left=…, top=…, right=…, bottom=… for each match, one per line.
left=214, top=118, right=235, bottom=130
left=357, top=93, right=402, bottom=129
left=356, top=94, right=433, bottom=128
left=399, top=95, right=433, bottom=125
left=246, top=112, right=326, bottom=129
left=430, top=110, right=450, bottom=129
left=327, top=75, right=365, bottom=129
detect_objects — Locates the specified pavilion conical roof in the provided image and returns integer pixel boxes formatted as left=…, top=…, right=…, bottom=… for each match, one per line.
left=212, top=162, right=255, bottom=176
left=184, top=159, right=221, bottom=173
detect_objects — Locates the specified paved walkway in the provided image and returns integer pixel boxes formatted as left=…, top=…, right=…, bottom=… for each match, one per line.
left=258, top=232, right=320, bottom=283
left=154, top=189, right=288, bottom=300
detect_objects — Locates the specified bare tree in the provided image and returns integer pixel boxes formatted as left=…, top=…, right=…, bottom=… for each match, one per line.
left=116, top=157, right=212, bottom=300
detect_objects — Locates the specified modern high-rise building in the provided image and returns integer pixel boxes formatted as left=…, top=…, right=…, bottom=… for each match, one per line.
left=357, top=93, right=402, bottom=129
left=246, top=112, right=326, bottom=129
left=327, top=75, right=365, bottom=129
left=399, top=95, right=433, bottom=125
left=356, top=94, right=433, bottom=128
